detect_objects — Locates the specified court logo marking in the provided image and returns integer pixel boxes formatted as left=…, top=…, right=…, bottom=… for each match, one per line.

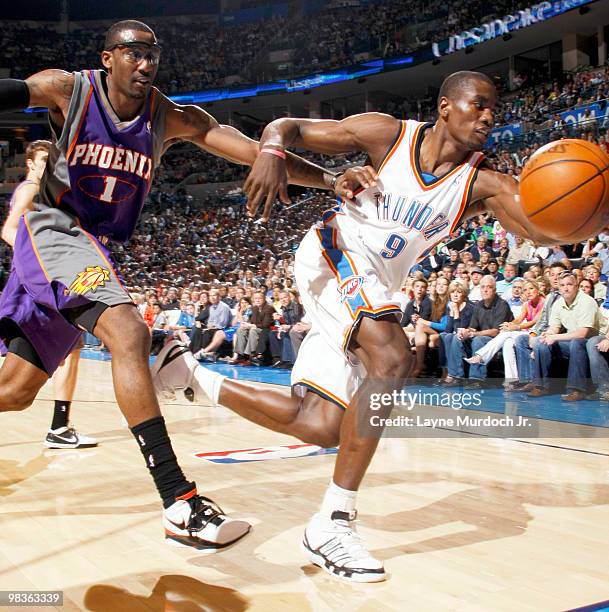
left=194, top=443, right=338, bottom=464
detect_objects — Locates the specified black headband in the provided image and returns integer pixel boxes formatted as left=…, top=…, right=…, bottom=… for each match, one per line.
left=105, top=40, right=160, bottom=51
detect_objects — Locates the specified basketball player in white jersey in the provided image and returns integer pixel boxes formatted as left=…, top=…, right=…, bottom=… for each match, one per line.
left=1, top=140, right=97, bottom=449
left=153, top=71, right=559, bottom=581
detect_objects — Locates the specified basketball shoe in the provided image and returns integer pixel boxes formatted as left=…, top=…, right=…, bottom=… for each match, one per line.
left=151, top=339, right=223, bottom=405
left=163, top=484, right=251, bottom=551
left=302, top=510, right=386, bottom=582
left=151, top=340, right=200, bottom=402
left=44, top=427, right=98, bottom=449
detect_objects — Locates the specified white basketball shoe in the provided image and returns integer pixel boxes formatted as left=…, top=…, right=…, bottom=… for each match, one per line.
left=44, top=427, right=98, bottom=449
left=163, top=484, right=251, bottom=552
left=151, top=340, right=201, bottom=402
left=302, top=510, right=386, bottom=582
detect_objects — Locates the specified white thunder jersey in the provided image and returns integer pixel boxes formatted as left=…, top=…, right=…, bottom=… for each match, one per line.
left=291, top=119, right=484, bottom=410
left=327, top=119, right=484, bottom=295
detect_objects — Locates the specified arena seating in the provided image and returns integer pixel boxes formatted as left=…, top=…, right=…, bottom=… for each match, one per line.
left=0, top=0, right=544, bottom=93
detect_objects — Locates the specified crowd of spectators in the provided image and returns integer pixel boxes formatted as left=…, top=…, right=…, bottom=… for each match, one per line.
left=401, top=224, right=609, bottom=402
left=0, top=0, right=553, bottom=93
left=273, top=0, right=534, bottom=78
left=0, top=17, right=286, bottom=93
left=496, top=67, right=609, bottom=128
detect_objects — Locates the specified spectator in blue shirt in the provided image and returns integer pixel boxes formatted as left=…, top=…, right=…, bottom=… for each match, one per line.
left=190, top=289, right=232, bottom=357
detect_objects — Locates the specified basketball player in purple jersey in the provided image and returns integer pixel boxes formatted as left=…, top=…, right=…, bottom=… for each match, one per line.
left=0, top=20, right=345, bottom=551
left=2, top=140, right=97, bottom=449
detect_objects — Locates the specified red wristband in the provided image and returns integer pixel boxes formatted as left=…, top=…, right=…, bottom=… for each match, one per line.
left=261, top=147, right=287, bottom=160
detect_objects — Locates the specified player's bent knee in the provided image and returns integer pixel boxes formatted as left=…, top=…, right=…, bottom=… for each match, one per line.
left=105, top=318, right=151, bottom=356
left=297, top=428, right=339, bottom=449
left=308, top=428, right=340, bottom=449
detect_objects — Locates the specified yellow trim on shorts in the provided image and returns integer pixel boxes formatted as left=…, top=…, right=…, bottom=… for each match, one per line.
left=297, top=378, right=349, bottom=411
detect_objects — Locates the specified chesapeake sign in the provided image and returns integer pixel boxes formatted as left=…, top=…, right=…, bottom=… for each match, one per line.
left=433, top=0, right=595, bottom=58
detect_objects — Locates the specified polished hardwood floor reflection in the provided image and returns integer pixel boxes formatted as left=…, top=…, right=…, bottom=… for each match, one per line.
left=1, top=358, right=609, bottom=611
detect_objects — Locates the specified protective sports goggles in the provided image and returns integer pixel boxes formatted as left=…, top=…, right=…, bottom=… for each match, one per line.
left=106, top=41, right=162, bottom=65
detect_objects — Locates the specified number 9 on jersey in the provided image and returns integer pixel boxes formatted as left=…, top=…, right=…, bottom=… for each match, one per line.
left=380, top=233, right=407, bottom=259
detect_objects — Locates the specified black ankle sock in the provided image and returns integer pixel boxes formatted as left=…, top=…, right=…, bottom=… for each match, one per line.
left=130, top=416, right=192, bottom=508
left=51, top=400, right=71, bottom=430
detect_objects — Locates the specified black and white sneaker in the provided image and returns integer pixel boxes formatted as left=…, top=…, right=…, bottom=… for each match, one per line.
left=44, top=427, right=98, bottom=449
left=151, top=339, right=199, bottom=402
left=163, top=484, right=251, bottom=552
left=302, top=510, right=386, bottom=582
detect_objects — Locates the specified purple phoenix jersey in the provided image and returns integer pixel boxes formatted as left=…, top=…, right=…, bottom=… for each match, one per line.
left=41, top=69, right=165, bottom=242
left=0, top=70, right=166, bottom=374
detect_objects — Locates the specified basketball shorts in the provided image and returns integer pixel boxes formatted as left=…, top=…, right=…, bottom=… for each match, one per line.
left=291, top=226, right=405, bottom=410
left=0, top=207, right=132, bottom=374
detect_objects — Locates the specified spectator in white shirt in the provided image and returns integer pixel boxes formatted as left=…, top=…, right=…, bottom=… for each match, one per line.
left=468, top=268, right=484, bottom=302
left=506, top=235, right=534, bottom=264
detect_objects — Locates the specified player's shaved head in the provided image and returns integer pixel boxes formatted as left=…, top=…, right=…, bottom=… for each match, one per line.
left=437, top=71, right=495, bottom=107
left=104, top=20, right=156, bottom=49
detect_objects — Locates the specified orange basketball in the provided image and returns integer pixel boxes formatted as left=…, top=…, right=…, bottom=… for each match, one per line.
left=519, top=139, right=609, bottom=243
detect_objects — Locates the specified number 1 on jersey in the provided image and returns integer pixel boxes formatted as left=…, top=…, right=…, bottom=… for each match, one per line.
left=380, top=233, right=407, bottom=259
left=100, top=176, right=117, bottom=203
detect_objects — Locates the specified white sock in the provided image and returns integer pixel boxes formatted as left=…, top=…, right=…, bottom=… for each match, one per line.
left=192, top=362, right=225, bottom=405
left=320, top=480, right=357, bottom=517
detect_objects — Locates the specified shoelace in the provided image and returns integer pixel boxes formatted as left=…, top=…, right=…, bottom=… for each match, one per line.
left=187, top=495, right=226, bottom=534
left=321, top=520, right=370, bottom=562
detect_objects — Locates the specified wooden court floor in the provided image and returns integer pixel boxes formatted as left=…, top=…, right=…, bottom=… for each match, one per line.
left=1, top=358, right=609, bottom=611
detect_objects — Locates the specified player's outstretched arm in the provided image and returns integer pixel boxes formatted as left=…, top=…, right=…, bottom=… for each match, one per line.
left=258, top=113, right=399, bottom=156
left=1, top=183, right=38, bottom=247
left=475, top=168, right=559, bottom=246
left=0, top=70, right=74, bottom=126
left=165, top=102, right=360, bottom=219
left=244, top=113, right=399, bottom=219
left=165, top=103, right=259, bottom=164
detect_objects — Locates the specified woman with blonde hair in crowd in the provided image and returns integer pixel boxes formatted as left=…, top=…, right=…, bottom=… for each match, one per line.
left=226, top=297, right=254, bottom=364
left=411, top=276, right=450, bottom=377
left=465, top=279, right=545, bottom=382
left=438, top=282, right=474, bottom=381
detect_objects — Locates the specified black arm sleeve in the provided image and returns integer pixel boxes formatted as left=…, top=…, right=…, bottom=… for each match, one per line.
left=0, top=79, right=30, bottom=114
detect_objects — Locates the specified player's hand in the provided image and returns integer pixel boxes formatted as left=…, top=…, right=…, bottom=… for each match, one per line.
left=244, top=151, right=289, bottom=222
left=334, top=165, right=379, bottom=200
left=597, top=338, right=609, bottom=352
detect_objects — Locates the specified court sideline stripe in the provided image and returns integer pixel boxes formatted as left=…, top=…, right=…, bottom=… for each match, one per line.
left=566, top=599, right=609, bottom=612
left=432, top=425, right=609, bottom=457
